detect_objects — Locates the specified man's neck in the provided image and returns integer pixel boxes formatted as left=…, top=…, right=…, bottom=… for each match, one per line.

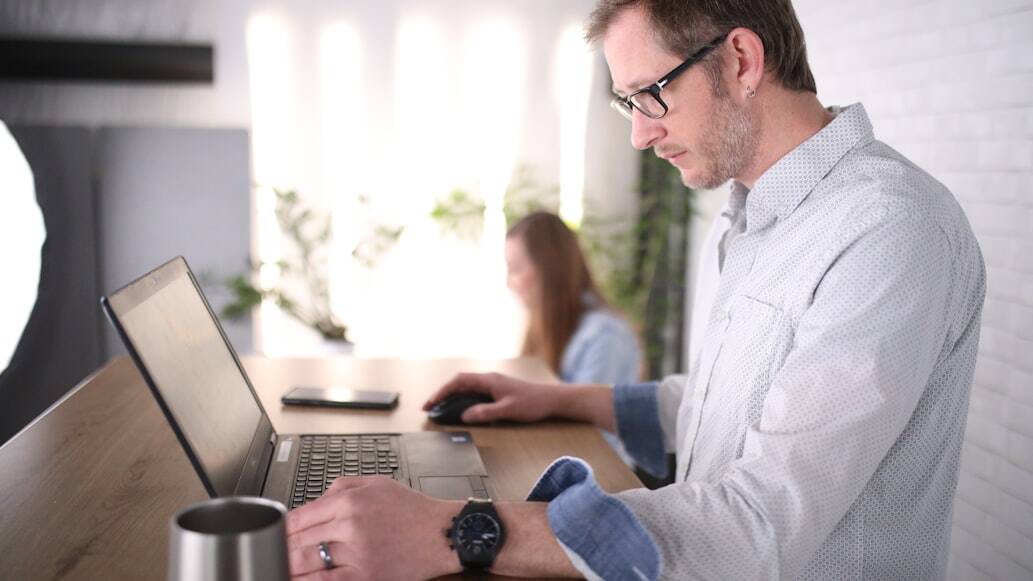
left=736, top=89, right=835, bottom=189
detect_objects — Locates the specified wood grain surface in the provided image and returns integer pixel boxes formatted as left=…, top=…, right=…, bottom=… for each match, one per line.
left=0, top=356, right=641, bottom=580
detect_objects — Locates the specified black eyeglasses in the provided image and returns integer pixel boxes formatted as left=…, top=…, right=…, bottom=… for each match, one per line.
left=611, top=33, right=728, bottom=121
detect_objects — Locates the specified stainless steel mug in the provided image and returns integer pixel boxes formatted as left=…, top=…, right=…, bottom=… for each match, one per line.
left=168, top=496, right=289, bottom=581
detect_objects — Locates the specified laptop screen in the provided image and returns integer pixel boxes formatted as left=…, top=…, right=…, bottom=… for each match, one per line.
left=104, top=258, right=265, bottom=497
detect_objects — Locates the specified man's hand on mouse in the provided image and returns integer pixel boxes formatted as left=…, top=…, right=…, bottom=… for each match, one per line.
left=423, top=373, right=560, bottom=424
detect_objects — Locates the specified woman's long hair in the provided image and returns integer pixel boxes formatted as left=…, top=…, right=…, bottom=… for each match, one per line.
left=507, top=212, right=609, bottom=374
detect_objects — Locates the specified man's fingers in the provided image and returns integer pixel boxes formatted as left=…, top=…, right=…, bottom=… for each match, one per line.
left=462, top=400, right=509, bottom=423
left=423, top=376, right=459, bottom=409
left=287, top=521, right=341, bottom=555
left=293, top=561, right=361, bottom=581
left=288, top=476, right=377, bottom=535
left=424, top=373, right=479, bottom=408
left=293, top=570, right=336, bottom=581
left=325, top=475, right=378, bottom=495
left=424, top=373, right=490, bottom=409
left=287, top=498, right=337, bottom=536
left=288, top=540, right=351, bottom=577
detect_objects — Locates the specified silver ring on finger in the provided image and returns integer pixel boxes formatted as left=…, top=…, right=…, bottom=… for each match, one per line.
left=318, top=541, right=334, bottom=570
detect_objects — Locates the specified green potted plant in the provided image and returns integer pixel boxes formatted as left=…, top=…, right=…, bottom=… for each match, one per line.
left=223, top=188, right=350, bottom=345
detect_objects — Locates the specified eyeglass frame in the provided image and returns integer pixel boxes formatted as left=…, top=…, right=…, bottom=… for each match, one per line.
left=610, top=33, right=729, bottom=120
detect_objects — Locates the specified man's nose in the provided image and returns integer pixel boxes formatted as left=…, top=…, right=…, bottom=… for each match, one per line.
left=630, top=111, right=664, bottom=151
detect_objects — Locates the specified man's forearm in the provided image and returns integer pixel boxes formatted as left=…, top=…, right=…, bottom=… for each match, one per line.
left=491, top=502, right=581, bottom=578
left=552, top=384, right=617, bottom=432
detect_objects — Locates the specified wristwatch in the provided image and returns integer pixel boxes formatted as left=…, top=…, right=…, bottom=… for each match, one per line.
left=446, top=498, right=506, bottom=573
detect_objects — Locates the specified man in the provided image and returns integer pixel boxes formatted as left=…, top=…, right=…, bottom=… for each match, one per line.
left=285, top=0, right=986, bottom=578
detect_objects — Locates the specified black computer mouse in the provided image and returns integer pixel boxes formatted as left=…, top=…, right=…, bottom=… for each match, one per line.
left=427, top=392, right=495, bottom=425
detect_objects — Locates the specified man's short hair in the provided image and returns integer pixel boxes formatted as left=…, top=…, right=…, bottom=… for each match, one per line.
left=586, top=0, right=818, bottom=94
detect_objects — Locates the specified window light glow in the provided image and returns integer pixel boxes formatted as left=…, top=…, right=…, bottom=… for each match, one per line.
left=319, top=23, right=364, bottom=324
left=460, top=18, right=526, bottom=358
left=393, top=16, right=452, bottom=220
left=247, top=14, right=295, bottom=189
left=342, top=15, right=529, bottom=359
left=555, top=23, right=595, bottom=227
left=247, top=13, right=294, bottom=354
left=462, top=19, right=525, bottom=217
left=241, top=5, right=627, bottom=360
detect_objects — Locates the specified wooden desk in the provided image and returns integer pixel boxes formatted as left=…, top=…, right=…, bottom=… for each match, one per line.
left=0, top=356, right=641, bottom=580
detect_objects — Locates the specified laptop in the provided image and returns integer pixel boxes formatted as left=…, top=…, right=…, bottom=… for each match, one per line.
left=101, top=256, right=494, bottom=508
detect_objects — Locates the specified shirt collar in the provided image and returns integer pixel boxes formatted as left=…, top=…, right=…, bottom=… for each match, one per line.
left=722, top=181, right=750, bottom=218
left=745, top=102, right=875, bottom=229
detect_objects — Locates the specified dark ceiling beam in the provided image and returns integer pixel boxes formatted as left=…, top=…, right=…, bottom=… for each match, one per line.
left=0, top=37, right=214, bottom=84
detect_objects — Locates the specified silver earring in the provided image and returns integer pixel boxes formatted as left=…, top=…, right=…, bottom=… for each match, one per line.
left=746, top=85, right=757, bottom=99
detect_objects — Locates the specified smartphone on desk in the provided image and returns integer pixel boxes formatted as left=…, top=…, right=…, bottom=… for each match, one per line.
left=281, top=386, right=400, bottom=410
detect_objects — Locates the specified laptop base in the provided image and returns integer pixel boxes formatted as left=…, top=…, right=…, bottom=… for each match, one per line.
left=263, top=431, right=493, bottom=505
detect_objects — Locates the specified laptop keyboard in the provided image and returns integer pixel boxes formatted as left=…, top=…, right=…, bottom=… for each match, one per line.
left=291, top=434, right=401, bottom=509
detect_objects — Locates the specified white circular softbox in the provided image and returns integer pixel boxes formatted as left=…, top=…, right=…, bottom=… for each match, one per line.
left=0, top=121, right=46, bottom=373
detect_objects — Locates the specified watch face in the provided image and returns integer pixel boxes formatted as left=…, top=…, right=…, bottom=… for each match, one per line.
left=455, top=513, right=501, bottom=556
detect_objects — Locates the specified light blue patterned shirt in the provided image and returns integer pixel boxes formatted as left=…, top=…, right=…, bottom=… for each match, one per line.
left=560, top=308, right=640, bottom=387
left=527, top=104, right=986, bottom=580
left=560, top=308, right=640, bottom=465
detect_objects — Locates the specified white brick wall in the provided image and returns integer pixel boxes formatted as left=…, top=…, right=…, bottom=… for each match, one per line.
left=794, top=2, right=1033, bottom=578
left=686, top=1, right=1033, bottom=578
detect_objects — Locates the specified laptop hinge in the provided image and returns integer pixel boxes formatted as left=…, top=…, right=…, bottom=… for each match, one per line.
left=233, top=416, right=277, bottom=497
left=256, top=433, right=277, bottom=493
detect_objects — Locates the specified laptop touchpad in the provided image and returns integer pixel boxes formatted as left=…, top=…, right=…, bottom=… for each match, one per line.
left=418, top=476, right=475, bottom=500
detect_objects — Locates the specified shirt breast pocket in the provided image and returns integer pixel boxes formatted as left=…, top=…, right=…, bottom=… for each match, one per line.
left=708, top=295, right=793, bottom=457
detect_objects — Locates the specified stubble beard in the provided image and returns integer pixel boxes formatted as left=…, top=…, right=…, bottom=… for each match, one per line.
left=684, top=86, right=759, bottom=191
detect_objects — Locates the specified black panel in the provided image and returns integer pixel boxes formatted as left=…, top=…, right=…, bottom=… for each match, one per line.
left=0, top=126, right=104, bottom=445
left=0, top=38, right=213, bottom=83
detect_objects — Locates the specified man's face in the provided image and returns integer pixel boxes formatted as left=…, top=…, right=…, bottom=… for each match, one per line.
left=603, top=7, right=757, bottom=189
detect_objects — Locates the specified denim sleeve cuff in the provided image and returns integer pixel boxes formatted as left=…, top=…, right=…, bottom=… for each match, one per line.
left=527, top=457, right=660, bottom=581
left=614, top=382, right=668, bottom=478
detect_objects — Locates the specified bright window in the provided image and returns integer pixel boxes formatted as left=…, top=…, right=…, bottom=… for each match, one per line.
left=245, top=2, right=627, bottom=358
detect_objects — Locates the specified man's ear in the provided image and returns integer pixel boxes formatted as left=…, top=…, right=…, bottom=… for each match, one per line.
left=725, top=27, right=765, bottom=101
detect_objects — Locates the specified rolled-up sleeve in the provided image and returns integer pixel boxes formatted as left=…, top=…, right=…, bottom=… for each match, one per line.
left=527, top=457, right=660, bottom=581
left=613, top=375, right=688, bottom=478
left=613, top=382, right=664, bottom=477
